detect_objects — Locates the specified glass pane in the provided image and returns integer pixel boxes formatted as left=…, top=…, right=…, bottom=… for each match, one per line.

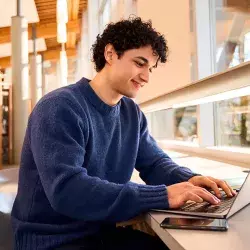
left=174, top=106, right=198, bottom=142
left=244, top=32, right=250, bottom=62
left=215, top=0, right=250, bottom=73
left=146, top=106, right=198, bottom=143
left=145, top=109, right=175, bottom=140
left=229, top=45, right=240, bottom=68
left=215, top=95, right=250, bottom=148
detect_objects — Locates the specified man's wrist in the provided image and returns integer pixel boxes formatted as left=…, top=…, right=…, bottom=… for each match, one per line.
left=188, top=174, right=202, bottom=182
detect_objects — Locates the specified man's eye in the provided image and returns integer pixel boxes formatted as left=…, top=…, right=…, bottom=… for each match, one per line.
left=135, top=61, right=144, bottom=67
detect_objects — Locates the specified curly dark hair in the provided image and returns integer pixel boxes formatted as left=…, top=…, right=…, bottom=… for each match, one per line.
left=91, top=16, right=168, bottom=72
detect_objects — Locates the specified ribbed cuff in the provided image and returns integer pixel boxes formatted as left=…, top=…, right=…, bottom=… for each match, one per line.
left=172, top=167, right=200, bottom=183
left=136, top=184, right=169, bottom=212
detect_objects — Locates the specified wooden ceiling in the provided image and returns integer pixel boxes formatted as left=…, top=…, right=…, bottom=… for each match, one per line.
left=0, top=0, right=88, bottom=71
left=35, top=0, right=87, bottom=50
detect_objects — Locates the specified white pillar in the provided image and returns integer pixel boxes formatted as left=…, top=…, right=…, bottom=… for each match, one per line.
left=30, top=54, right=42, bottom=108
left=59, top=50, right=68, bottom=87
left=75, top=11, right=90, bottom=81
left=81, top=11, right=92, bottom=79
left=88, top=1, right=99, bottom=78
left=56, top=61, right=61, bottom=88
left=42, top=72, right=49, bottom=96
left=41, top=63, right=46, bottom=96
left=11, top=16, right=30, bottom=164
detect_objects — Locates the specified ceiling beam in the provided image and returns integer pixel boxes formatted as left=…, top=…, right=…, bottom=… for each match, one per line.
left=225, top=0, right=250, bottom=12
left=0, top=20, right=81, bottom=44
left=43, top=48, right=76, bottom=61
left=0, top=57, right=10, bottom=69
left=67, top=0, right=80, bottom=49
left=71, top=0, right=80, bottom=20
left=0, top=48, right=76, bottom=69
left=67, top=32, right=77, bottom=49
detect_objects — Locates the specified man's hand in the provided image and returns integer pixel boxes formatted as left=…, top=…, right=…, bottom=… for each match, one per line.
left=167, top=182, right=221, bottom=209
left=188, top=176, right=236, bottom=198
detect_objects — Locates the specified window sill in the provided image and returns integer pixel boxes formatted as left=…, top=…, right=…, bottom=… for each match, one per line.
left=157, top=140, right=250, bottom=169
left=207, top=146, right=250, bottom=154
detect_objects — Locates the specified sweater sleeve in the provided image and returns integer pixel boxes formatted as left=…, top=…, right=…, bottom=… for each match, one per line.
left=135, top=110, right=199, bottom=186
left=29, top=97, right=169, bottom=223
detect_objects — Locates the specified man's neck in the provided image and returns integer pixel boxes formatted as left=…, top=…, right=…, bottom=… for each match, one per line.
left=89, top=70, right=123, bottom=106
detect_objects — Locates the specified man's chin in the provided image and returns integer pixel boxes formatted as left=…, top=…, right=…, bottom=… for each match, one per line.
left=123, top=92, right=137, bottom=99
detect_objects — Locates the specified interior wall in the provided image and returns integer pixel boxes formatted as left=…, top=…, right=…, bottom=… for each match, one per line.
left=135, top=0, right=192, bottom=104
left=110, top=0, right=137, bottom=21
left=110, top=0, right=125, bottom=21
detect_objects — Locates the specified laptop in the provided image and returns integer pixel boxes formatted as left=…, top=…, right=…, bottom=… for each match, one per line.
left=154, top=172, right=250, bottom=219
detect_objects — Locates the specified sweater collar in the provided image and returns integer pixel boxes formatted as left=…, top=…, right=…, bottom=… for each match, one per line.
left=78, top=77, right=121, bottom=116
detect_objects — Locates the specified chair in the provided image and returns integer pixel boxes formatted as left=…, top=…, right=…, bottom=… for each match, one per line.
left=0, top=168, right=19, bottom=250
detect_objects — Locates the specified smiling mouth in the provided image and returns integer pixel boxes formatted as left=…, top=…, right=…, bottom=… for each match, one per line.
left=131, top=80, right=144, bottom=89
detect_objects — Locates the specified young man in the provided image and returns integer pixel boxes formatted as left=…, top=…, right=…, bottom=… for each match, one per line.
left=11, top=17, right=235, bottom=249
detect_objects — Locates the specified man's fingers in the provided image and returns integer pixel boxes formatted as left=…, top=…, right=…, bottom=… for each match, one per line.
left=167, top=179, right=235, bottom=209
left=217, top=180, right=233, bottom=197
left=194, top=188, right=220, bottom=205
left=184, top=192, right=204, bottom=203
left=204, top=179, right=222, bottom=198
left=209, top=177, right=235, bottom=197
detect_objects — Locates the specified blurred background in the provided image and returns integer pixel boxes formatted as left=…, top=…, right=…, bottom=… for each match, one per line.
left=0, top=0, right=249, bottom=168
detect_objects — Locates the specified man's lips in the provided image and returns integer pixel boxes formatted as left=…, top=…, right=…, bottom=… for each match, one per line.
left=131, top=79, right=144, bottom=89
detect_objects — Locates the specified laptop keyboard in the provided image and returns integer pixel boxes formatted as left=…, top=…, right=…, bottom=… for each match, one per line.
left=179, top=194, right=236, bottom=214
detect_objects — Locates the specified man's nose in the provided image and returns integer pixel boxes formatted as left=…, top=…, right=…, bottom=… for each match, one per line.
left=139, top=69, right=149, bottom=84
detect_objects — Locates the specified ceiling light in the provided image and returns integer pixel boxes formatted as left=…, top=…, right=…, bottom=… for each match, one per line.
left=57, top=22, right=67, bottom=43
left=57, top=0, right=68, bottom=24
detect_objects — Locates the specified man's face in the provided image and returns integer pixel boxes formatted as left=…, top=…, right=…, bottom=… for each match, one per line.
left=106, top=45, right=159, bottom=99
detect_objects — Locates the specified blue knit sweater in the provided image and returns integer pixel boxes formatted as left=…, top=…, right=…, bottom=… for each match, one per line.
left=11, top=78, right=197, bottom=249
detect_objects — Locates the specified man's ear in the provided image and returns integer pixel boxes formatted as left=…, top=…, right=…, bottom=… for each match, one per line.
left=104, top=44, right=116, bottom=65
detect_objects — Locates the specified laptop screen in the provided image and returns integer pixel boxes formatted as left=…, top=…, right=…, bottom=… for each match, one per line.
left=227, top=172, right=250, bottom=219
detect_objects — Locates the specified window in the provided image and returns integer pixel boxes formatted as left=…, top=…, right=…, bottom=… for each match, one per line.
left=215, top=95, right=250, bottom=149
left=228, top=32, right=250, bottom=68
left=214, top=1, right=250, bottom=72
left=193, top=0, right=250, bottom=78
left=174, top=106, right=198, bottom=142
left=244, top=32, right=250, bottom=62
left=146, top=109, right=174, bottom=140
left=145, top=106, right=198, bottom=143
left=144, top=80, right=250, bottom=155
left=229, top=45, right=240, bottom=68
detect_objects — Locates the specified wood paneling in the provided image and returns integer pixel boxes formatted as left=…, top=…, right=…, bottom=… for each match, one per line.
left=34, top=0, right=87, bottom=26
left=0, top=20, right=80, bottom=44
left=0, top=0, right=87, bottom=72
left=34, top=0, right=87, bottom=49
left=67, top=0, right=80, bottom=48
left=0, top=47, right=76, bottom=68
left=33, top=0, right=88, bottom=73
